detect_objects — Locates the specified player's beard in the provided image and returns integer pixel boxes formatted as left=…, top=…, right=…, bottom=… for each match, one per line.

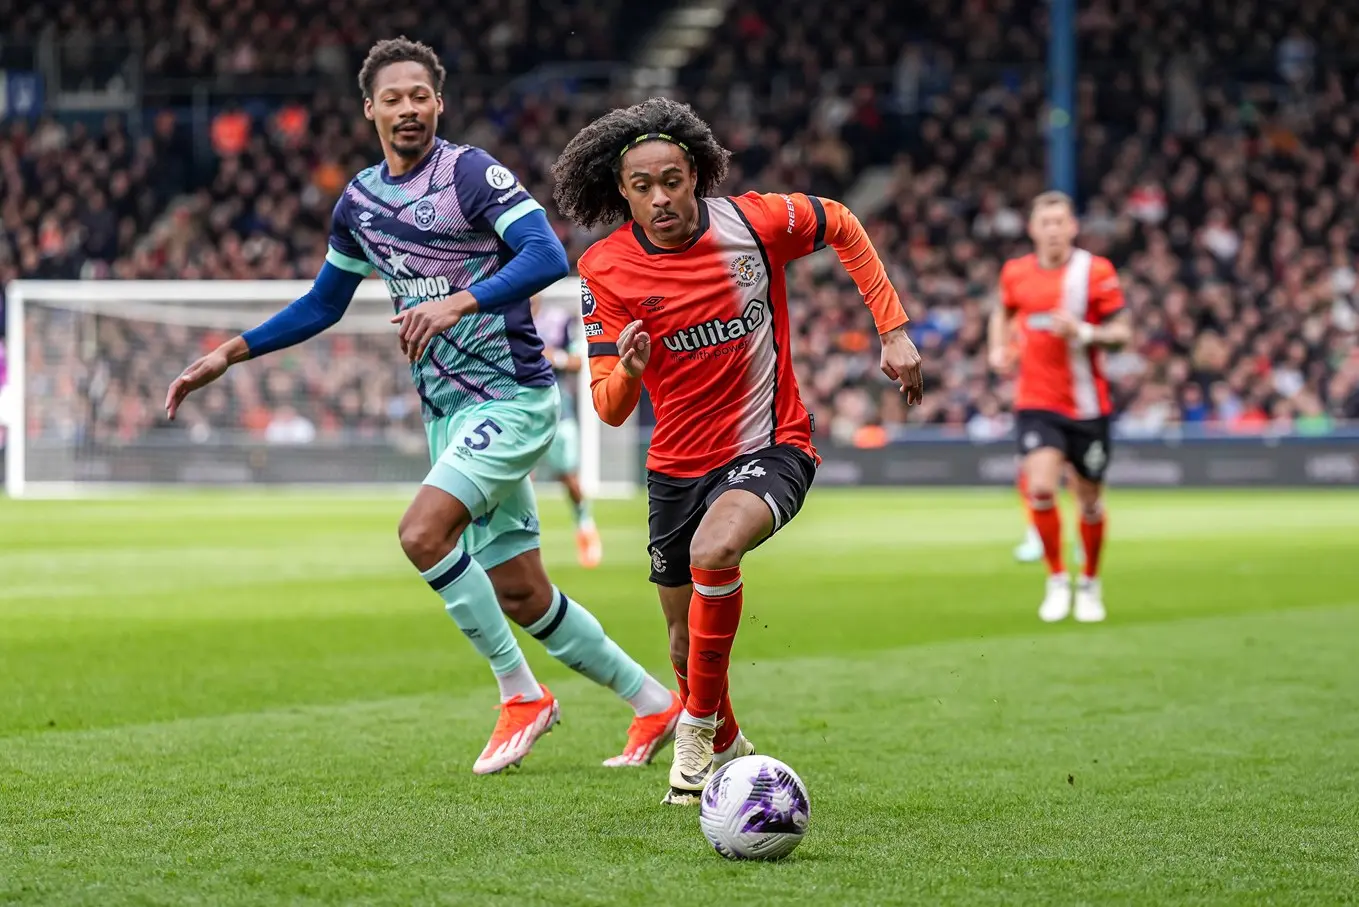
left=391, top=121, right=430, bottom=158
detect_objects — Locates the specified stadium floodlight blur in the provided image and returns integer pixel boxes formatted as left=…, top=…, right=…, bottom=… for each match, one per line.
left=1, top=0, right=1357, bottom=494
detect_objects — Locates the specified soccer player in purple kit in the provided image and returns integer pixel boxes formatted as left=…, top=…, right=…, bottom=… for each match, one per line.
left=165, top=38, right=681, bottom=773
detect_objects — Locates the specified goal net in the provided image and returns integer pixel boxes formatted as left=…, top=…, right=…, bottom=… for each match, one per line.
left=2, top=279, right=639, bottom=499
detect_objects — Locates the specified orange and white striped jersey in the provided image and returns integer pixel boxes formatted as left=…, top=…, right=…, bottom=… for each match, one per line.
left=581, top=191, right=907, bottom=478
left=1000, top=250, right=1125, bottom=420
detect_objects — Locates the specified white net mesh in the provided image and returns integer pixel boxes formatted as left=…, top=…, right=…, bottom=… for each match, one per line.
left=5, top=280, right=637, bottom=496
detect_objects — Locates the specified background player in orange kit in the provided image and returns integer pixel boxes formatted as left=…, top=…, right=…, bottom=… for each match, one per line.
left=551, top=98, right=924, bottom=804
left=989, top=191, right=1131, bottom=623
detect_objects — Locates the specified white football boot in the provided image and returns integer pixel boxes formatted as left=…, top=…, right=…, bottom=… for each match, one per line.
left=1039, top=573, right=1073, bottom=622
left=1074, top=576, right=1106, bottom=623
left=663, top=720, right=714, bottom=806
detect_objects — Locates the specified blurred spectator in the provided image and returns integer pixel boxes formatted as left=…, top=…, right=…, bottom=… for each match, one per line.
left=265, top=405, right=317, bottom=445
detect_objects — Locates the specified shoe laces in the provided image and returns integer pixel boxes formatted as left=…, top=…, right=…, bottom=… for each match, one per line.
left=491, top=694, right=536, bottom=736
left=675, top=724, right=711, bottom=767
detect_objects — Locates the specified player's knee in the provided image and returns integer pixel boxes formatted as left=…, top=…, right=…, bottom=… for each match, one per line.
left=689, top=531, right=743, bottom=571
left=497, top=579, right=554, bottom=627
left=1080, top=498, right=1105, bottom=522
left=397, top=513, right=462, bottom=570
left=1028, top=487, right=1058, bottom=510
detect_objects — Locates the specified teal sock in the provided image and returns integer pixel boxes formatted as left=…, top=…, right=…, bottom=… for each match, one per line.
left=573, top=498, right=592, bottom=528
left=526, top=587, right=645, bottom=698
left=421, top=546, right=525, bottom=677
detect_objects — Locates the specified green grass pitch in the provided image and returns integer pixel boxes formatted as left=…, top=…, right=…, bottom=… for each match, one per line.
left=2, top=488, right=1357, bottom=905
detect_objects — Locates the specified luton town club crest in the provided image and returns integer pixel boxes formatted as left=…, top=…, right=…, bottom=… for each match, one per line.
left=730, top=253, right=762, bottom=288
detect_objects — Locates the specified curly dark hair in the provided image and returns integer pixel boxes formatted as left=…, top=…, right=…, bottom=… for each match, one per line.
left=358, top=37, right=446, bottom=99
left=551, top=97, right=731, bottom=229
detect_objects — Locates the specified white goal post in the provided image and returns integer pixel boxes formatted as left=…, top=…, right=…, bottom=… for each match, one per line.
left=2, top=278, right=639, bottom=499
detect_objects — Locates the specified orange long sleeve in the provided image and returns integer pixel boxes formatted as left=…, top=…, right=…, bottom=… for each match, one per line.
left=589, top=356, right=643, bottom=427
left=820, top=197, right=909, bottom=335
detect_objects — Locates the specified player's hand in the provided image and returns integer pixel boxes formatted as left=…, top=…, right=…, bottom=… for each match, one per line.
left=165, top=350, right=230, bottom=420
left=1050, top=309, right=1082, bottom=341
left=880, top=328, right=924, bottom=405
left=616, top=319, right=651, bottom=378
left=392, top=291, right=478, bottom=364
left=988, top=344, right=1015, bottom=374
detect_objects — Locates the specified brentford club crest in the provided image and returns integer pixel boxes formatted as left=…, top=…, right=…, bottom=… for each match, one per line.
left=414, top=198, right=437, bottom=230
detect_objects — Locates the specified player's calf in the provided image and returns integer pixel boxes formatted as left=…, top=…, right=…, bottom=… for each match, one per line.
left=400, top=487, right=551, bottom=772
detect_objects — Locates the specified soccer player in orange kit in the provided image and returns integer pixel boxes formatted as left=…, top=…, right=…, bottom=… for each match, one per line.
left=551, top=98, right=924, bottom=804
left=989, top=191, right=1131, bottom=623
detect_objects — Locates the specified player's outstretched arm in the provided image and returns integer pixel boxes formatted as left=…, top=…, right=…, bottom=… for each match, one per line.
left=810, top=195, right=923, bottom=403
left=164, top=261, right=362, bottom=419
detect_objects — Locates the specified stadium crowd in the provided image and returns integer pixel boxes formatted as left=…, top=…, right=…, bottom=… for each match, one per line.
left=3, top=0, right=1358, bottom=447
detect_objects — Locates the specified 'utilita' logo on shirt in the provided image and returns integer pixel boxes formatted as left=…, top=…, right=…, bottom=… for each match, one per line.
left=661, top=299, right=766, bottom=353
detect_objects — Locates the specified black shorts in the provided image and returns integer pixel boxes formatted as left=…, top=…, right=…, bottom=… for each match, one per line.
left=645, top=444, right=817, bottom=587
left=1016, top=409, right=1112, bottom=482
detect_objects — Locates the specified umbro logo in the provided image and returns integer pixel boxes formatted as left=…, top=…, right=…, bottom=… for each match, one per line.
left=641, top=296, right=666, bottom=312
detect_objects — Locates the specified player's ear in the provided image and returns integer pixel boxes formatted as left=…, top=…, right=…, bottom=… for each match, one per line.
left=436, top=94, right=444, bottom=115
left=363, top=98, right=375, bottom=122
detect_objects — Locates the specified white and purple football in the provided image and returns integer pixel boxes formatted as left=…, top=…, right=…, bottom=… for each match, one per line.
left=699, top=755, right=811, bottom=860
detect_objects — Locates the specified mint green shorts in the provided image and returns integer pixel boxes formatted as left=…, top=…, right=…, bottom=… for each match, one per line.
left=540, top=418, right=580, bottom=479
left=424, top=384, right=560, bottom=569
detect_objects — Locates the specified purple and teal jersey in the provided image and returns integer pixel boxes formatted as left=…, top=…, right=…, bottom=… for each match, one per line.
left=327, top=139, right=553, bottom=420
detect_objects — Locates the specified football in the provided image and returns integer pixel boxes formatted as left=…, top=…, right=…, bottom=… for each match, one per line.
left=698, top=755, right=811, bottom=861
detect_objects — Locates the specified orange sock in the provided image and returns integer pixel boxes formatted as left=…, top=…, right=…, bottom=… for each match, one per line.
left=1029, top=492, right=1065, bottom=574
left=686, top=565, right=743, bottom=719
left=1081, top=512, right=1105, bottom=579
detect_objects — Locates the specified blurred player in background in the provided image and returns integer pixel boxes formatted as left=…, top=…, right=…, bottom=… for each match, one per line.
left=166, top=38, right=680, bottom=774
left=552, top=98, right=923, bottom=804
left=989, top=191, right=1129, bottom=622
left=531, top=297, right=604, bottom=567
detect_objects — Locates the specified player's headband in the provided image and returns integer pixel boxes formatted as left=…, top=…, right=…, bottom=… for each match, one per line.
left=618, top=133, right=691, bottom=160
